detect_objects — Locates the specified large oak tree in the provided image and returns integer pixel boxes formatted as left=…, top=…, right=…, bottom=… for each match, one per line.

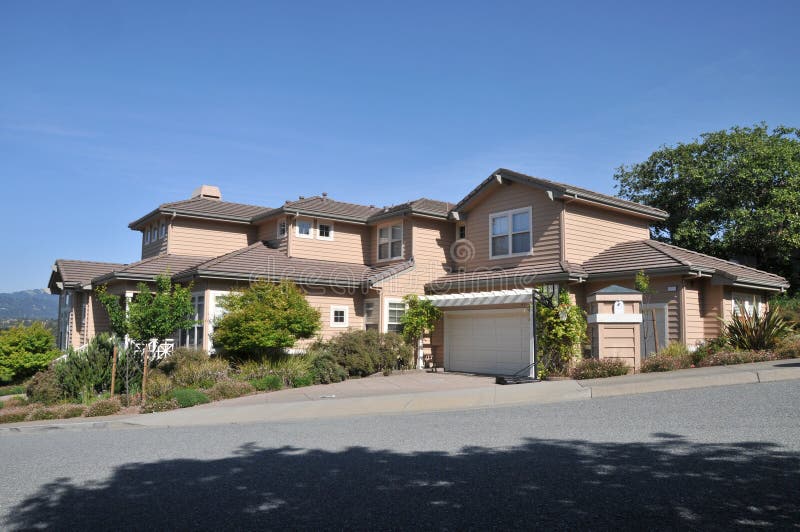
left=614, top=124, right=800, bottom=290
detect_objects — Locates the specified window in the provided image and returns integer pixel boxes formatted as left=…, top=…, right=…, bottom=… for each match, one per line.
left=732, top=292, right=761, bottom=317
left=144, top=229, right=150, bottom=244
left=278, top=219, right=287, bottom=238
left=386, top=300, right=405, bottom=333
left=151, top=226, right=158, bottom=243
left=330, top=305, right=349, bottom=327
left=458, top=225, right=466, bottom=239
left=181, top=295, right=205, bottom=348
left=317, top=222, right=333, bottom=240
left=364, top=299, right=379, bottom=331
left=378, top=223, right=403, bottom=261
left=159, top=223, right=166, bottom=239
left=490, top=208, right=531, bottom=258
left=296, top=219, right=312, bottom=238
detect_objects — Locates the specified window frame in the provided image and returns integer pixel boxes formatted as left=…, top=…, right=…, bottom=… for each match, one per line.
left=457, top=224, right=466, bottom=240
left=377, top=222, right=404, bottom=262
left=384, top=298, right=406, bottom=333
left=277, top=218, right=287, bottom=238
left=489, top=207, right=532, bottom=259
left=295, top=218, right=313, bottom=239
left=317, top=220, right=334, bottom=241
left=144, top=228, right=150, bottom=244
left=330, top=305, right=349, bottom=328
left=364, top=298, right=379, bottom=330
left=159, top=222, right=166, bottom=239
left=181, top=293, right=206, bottom=349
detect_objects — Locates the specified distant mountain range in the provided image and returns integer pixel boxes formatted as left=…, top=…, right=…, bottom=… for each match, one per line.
left=0, top=289, right=59, bottom=320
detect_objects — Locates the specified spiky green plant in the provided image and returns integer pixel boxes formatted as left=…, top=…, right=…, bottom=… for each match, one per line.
left=722, top=305, right=793, bottom=350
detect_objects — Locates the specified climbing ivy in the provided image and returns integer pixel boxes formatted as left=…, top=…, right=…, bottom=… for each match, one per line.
left=536, top=289, right=587, bottom=378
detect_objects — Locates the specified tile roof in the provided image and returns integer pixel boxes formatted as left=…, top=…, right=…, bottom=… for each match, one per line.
left=582, top=239, right=789, bottom=289
left=93, top=254, right=214, bottom=283
left=174, top=242, right=415, bottom=287
left=255, top=196, right=455, bottom=223
left=369, top=198, right=455, bottom=221
left=53, top=259, right=126, bottom=287
left=426, top=261, right=585, bottom=293
left=454, top=168, right=668, bottom=220
left=129, top=197, right=271, bottom=228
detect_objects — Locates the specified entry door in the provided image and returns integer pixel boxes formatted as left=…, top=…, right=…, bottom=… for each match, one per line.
left=444, top=309, right=531, bottom=375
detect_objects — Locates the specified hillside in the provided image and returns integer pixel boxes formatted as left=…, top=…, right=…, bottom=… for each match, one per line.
left=0, top=289, right=59, bottom=320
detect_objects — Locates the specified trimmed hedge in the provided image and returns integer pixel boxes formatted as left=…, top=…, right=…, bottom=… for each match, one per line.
left=569, top=358, right=630, bottom=379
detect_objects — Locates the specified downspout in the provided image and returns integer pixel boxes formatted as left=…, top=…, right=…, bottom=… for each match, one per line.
left=168, top=211, right=177, bottom=254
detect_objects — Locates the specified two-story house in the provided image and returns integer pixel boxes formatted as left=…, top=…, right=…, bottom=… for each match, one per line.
left=48, top=171, right=788, bottom=375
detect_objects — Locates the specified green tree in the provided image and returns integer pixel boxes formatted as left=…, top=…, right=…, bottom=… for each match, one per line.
left=0, top=322, right=60, bottom=383
left=400, top=294, right=442, bottom=368
left=615, top=123, right=800, bottom=289
left=126, top=275, right=196, bottom=347
left=212, top=280, right=321, bottom=360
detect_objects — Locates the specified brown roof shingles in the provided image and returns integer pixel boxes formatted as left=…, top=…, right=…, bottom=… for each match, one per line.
left=174, top=242, right=414, bottom=287
left=93, top=254, right=214, bottom=283
left=426, top=261, right=584, bottom=292
left=129, top=197, right=271, bottom=228
left=54, top=259, right=126, bottom=287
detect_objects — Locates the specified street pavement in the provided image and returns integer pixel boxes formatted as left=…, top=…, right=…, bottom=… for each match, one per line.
left=1, top=378, right=798, bottom=530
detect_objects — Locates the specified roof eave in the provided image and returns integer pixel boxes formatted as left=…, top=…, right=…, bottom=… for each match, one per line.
left=425, top=271, right=574, bottom=294
left=186, top=269, right=364, bottom=288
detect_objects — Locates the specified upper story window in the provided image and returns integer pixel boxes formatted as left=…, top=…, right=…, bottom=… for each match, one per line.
left=278, top=219, right=287, bottom=238
left=317, top=222, right=333, bottom=240
left=151, top=226, right=158, bottom=243
left=490, top=207, right=531, bottom=259
left=378, top=223, right=403, bottom=261
left=296, top=219, right=312, bottom=238
left=144, top=228, right=151, bottom=244
left=458, top=225, right=466, bottom=240
left=159, top=223, right=166, bottom=239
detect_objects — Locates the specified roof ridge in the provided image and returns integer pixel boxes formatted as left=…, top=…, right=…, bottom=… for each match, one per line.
left=642, top=239, right=693, bottom=267
left=194, top=241, right=271, bottom=270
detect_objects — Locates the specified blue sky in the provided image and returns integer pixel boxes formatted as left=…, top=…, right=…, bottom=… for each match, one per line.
left=1, top=1, right=798, bottom=292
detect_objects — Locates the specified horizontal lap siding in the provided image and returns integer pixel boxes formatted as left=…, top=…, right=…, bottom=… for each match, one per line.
left=291, top=221, right=370, bottom=264
left=684, top=283, right=704, bottom=346
left=462, top=184, right=561, bottom=271
left=141, top=231, right=168, bottom=259
left=256, top=219, right=279, bottom=241
left=564, top=203, right=651, bottom=264
left=303, top=289, right=365, bottom=342
left=412, top=218, right=455, bottom=283
left=169, top=219, right=255, bottom=257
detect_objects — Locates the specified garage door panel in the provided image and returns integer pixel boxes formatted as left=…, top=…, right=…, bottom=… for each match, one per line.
left=445, top=309, right=531, bottom=375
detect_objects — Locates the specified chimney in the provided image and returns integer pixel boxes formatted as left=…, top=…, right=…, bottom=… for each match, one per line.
left=321, top=192, right=328, bottom=200
left=191, top=185, right=222, bottom=201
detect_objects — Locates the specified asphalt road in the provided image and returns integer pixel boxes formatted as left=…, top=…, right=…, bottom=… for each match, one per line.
left=1, top=381, right=798, bottom=530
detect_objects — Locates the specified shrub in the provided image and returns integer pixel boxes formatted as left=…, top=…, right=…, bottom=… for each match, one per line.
left=290, top=373, right=314, bottom=388
left=691, top=337, right=730, bottom=365
left=56, top=334, right=115, bottom=400
left=250, top=375, right=283, bottom=391
left=206, top=380, right=254, bottom=401
left=697, top=350, right=778, bottom=367
left=569, top=358, right=630, bottom=379
left=723, top=306, right=793, bottom=350
left=140, top=398, right=180, bottom=413
left=0, top=406, right=34, bottom=424
left=173, top=358, right=230, bottom=388
left=235, top=360, right=272, bottom=381
left=324, top=330, right=412, bottom=377
left=212, top=280, right=321, bottom=360
left=774, top=334, right=800, bottom=359
left=157, top=347, right=208, bottom=375
left=537, top=290, right=588, bottom=378
left=26, top=369, right=64, bottom=405
left=49, top=404, right=87, bottom=419
left=0, top=322, right=60, bottom=383
left=170, top=388, right=211, bottom=408
left=85, top=398, right=122, bottom=417
left=310, top=353, right=348, bottom=384
left=26, top=406, right=60, bottom=421
left=641, top=342, right=693, bottom=373
left=3, top=396, right=29, bottom=408
left=0, top=384, right=26, bottom=396
left=145, top=370, right=173, bottom=399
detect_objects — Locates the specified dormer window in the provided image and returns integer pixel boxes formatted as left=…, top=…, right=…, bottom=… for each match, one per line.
left=317, top=222, right=333, bottom=240
left=144, top=227, right=150, bottom=244
left=159, top=223, right=166, bottom=239
left=458, top=225, right=466, bottom=239
left=378, top=223, right=403, bottom=261
left=278, top=219, right=287, bottom=238
left=490, top=207, right=531, bottom=258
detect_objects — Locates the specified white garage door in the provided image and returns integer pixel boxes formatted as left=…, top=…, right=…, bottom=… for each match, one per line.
left=444, top=308, right=531, bottom=375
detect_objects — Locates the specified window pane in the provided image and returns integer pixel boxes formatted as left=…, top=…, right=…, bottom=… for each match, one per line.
left=511, top=232, right=530, bottom=254
left=379, top=227, right=389, bottom=240
left=319, top=224, right=330, bottom=237
left=390, top=240, right=402, bottom=258
left=391, top=225, right=402, bottom=240
left=378, top=242, right=389, bottom=259
left=298, top=221, right=311, bottom=235
left=387, top=323, right=403, bottom=333
left=491, top=216, right=508, bottom=236
left=512, top=212, right=529, bottom=232
left=492, top=235, right=509, bottom=256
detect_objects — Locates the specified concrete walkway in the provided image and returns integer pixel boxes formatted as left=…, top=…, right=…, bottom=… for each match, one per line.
left=2, top=359, right=799, bottom=432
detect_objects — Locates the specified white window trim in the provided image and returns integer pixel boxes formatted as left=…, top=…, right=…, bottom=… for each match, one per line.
left=317, top=220, right=334, bottom=241
left=295, top=218, right=313, bottom=239
left=489, top=207, right=532, bottom=259
left=330, top=305, right=349, bottom=328
left=377, top=222, right=404, bottom=262
left=277, top=218, right=288, bottom=239
left=384, top=297, right=406, bottom=333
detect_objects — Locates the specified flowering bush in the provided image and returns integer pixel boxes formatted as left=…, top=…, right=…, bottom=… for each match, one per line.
left=569, top=358, right=630, bottom=379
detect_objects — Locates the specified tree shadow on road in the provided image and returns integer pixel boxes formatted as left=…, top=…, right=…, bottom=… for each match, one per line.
left=7, top=434, right=799, bottom=530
